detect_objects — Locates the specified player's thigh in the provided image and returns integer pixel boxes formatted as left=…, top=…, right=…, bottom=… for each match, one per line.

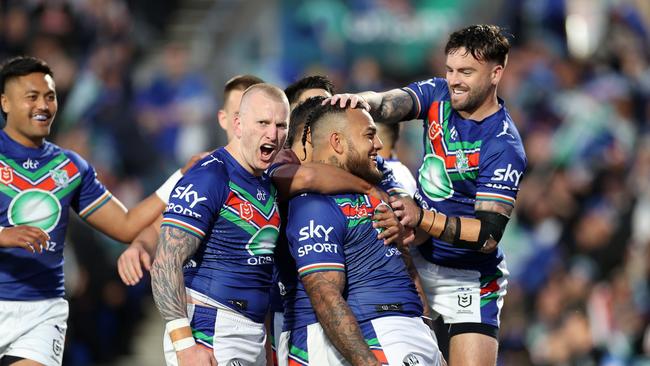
left=0, top=299, right=67, bottom=366
left=449, top=332, right=497, bottom=366
left=1, top=357, right=44, bottom=366
left=365, top=316, right=443, bottom=366
left=163, top=304, right=266, bottom=366
left=270, top=312, right=284, bottom=366
left=414, top=254, right=509, bottom=328
left=281, top=323, right=348, bottom=366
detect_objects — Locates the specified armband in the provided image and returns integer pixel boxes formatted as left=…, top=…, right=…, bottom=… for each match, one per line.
left=155, top=169, right=183, bottom=204
left=451, top=211, right=509, bottom=250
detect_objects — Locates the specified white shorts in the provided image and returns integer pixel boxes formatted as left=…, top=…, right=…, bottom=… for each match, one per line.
left=0, top=298, right=68, bottom=366
left=163, top=303, right=267, bottom=366
left=412, top=250, right=509, bottom=330
left=270, top=311, right=284, bottom=365
left=278, top=316, right=443, bottom=366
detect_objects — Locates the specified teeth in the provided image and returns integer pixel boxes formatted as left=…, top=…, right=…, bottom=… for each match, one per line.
left=33, top=115, right=48, bottom=121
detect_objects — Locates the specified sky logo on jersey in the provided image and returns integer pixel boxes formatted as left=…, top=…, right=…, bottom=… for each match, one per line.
left=172, top=184, right=207, bottom=208
left=492, top=164, right=523, bottom=185
left=297, top=242, right=339, bottom=257
left=298, top=220, right=334, bottom=242
left=0, top=166, right=12, bottom=184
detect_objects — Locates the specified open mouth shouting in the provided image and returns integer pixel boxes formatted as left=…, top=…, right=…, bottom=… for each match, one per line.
left=260, top=143, right=277, bottom=163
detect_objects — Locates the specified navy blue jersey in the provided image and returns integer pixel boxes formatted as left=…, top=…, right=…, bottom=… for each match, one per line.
left=404, top=78, right=527, bottom=272
left=162, top=147, right=281, bottom=323
left=283, top=193, right=422, bottom=331
left=267, top=153, right=408, bottom=317
left=0, top=130, right=111, bottom=300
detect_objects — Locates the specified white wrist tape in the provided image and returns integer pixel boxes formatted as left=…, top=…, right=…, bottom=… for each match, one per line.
left=155, top=169, right=183, bottom=204
left=0, top=227, right=4, bottom=234
left=166, top=318, right=191, bottom=333
left=172, top=337, right=196, bottom=352
left=166, top=318, right=195, bottom=352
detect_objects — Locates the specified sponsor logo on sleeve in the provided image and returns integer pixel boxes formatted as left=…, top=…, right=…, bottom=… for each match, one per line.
left=496, top=120, right=515, bottom=139
left=491, top=164, right=523, bottom=186
left=297, top=220, right=338, bottom=257
left=167, top=184, right=207, bottom=218
left=0, top=166, right=13, bottom=184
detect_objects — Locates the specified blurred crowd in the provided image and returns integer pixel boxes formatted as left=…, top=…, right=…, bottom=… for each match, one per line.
left=2, top=0, right=650, bottom=365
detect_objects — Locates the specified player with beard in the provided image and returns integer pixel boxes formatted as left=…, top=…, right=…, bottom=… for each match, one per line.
left=326, top=25, right=527, bottom=366
left=278, top=102, right=444, bottom=366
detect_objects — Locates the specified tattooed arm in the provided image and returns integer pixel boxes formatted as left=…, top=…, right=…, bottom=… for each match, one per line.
left=151, top=226, right=216, bottom=366
left=326, top=89, right=414, bottom=125
left=151, top=226, right=202, bottom=321
left=358, top=89, right=414, bottom=124
left=396, top=197, right=513, bottom=254
left=302, top=271, right=381, bottom=366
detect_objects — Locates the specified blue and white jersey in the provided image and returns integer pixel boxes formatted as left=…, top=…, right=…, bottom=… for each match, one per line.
left=0, top=130, right=111, bottom=300
left=283, top=193, right=422, bottom=331
left=161, top=147, right=281, bottom=323
left=404, top=78, right=527, bottom=272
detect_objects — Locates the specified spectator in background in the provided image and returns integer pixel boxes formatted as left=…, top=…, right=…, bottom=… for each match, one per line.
left=135, top=42, right=214, bottom=169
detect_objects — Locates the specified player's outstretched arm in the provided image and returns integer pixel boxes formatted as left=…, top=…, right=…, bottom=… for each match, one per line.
left=151, top=226, right=215, bottom=366
left=84, top=194, right=166, bottom=243
left=118, top=215, right=163, bottom=286
left=302, top=271, right=381, bottom=366
left=271, top=162, right=380, bottom=201
left=0, top=225, right=50, bottom=253
left=325, top=89, right=413, bottom=124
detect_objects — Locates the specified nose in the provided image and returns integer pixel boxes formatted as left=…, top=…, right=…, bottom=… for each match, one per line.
left=374, top=135, right=384, bottom=151
left=447, top=71, right=460, bottom=87
left=267, top=123, right=278, bottom=141
left=36, top=96, right=50, bottom=111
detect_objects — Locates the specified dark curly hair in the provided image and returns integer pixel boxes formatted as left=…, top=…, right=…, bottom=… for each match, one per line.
left=445, top=24, right=511, bottom=66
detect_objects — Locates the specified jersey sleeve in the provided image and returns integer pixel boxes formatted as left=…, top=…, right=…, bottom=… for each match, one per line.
left=376, top=155, right=408, bottom=197
left=476, top=126, right=527, bottom=207
left=67, top=151, right=112, bottom=220
left=286, top=194, right=347, bottom=278
left=161, top=165, right=225, bottom=239
left=402, top=77, right=449, bottom=120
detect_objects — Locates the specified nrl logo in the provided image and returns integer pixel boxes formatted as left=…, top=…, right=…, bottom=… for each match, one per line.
left=0, top=166, right=13, bottom=184
left=240, top=202, right=253, bottom=221
left=458, top=293, right=472, bottom=308
left=50, top=169, right=70, bottom=188
left=428, top=119, right=442, bottom=141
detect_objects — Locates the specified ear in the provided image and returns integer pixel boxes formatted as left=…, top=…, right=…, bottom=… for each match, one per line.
left=330, top=132, right=344, bottom=154
left=217, top=109, right=228, bottom=131
left=233, top=113, right=243, bottom=138
left=491, top=64, right=504, bottom=86
left=1, top=94, right=9, bottom=116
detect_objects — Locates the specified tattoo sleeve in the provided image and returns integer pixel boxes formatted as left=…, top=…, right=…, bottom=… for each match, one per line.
left=359, top=89, right=414, bottom=124
left=475, top=200, right=514, bottom=216
left=302, top=271, right=378, bottom=366
left=151, top=226, right=201, bottom=321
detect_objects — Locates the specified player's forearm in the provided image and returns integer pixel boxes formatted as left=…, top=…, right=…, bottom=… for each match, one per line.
left=151, top=226, right=198, bottom=321
left=417, top=207, right=510, bottom=251
left=272, top=163, right=373, bottom=200
left=358, top=89, right=412, bottom=124
left=122, top=194, right=167, bottom=239
left=303, top=273, right=379, bottom=366
left=131, top=216, right=163, bottom=257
